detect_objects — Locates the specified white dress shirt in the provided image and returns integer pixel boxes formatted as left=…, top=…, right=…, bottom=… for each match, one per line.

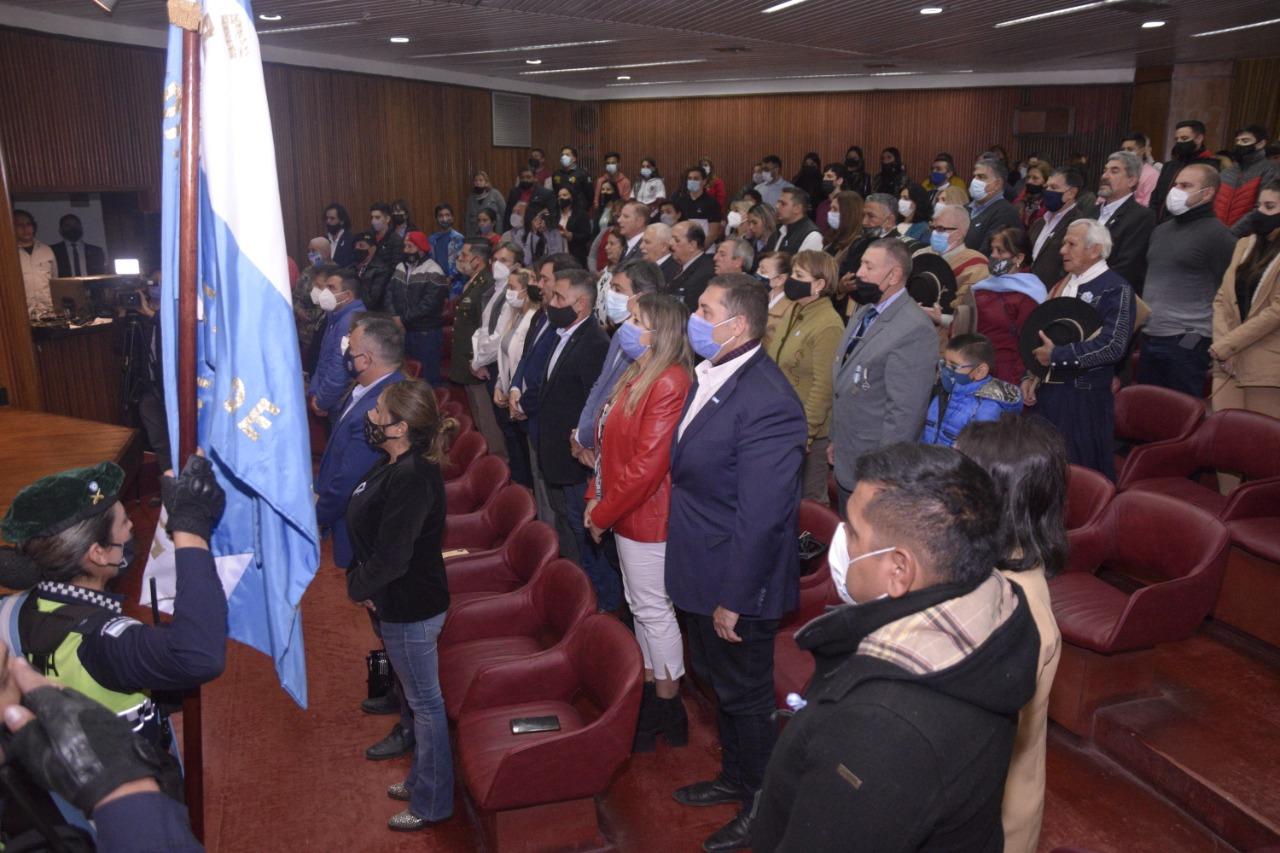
left=678, top=342, right=759, bottom=440
left=547, top=315, right=588, bottom=377
left=19, top=241, right=56, bottom=316
left=1032, top=203, right=1076, bottom=260
left=1097, top=193, right=1132, bottom=226
left=340, top=371, right=396, bottom=421
left=327, top=228, right=345, bottom=259
left=1059, top=260, right=1109, bottom=299
left=776, top=222, right=824, bottom=253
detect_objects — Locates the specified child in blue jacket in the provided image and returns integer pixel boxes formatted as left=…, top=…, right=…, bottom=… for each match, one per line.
left=921, top=333, right=1023, bottom=447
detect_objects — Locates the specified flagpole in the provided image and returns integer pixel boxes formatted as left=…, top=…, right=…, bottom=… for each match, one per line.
left=177, top=21, right=206, bottom=843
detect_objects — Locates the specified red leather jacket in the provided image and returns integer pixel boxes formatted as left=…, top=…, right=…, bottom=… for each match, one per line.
left=586, top=366, right=692, bottom=543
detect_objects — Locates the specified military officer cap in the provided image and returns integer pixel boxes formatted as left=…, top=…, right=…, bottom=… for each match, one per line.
left=1, top=462, right=125, bottom=546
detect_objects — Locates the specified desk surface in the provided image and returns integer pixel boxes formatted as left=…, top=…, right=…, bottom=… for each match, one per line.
left=0, top=409, right=139, bottom=522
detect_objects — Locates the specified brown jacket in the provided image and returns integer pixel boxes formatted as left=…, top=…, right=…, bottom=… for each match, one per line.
left=763, top=292, right=795, bottom=358
left=772, top=297, right=844, bottom=442
left=1212, top=234, right=1280, bottom=388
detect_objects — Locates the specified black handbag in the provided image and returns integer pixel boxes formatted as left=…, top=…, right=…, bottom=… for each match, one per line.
left=366, top=649, right=393, bottom=700
left=797, top=531, right=826, bottom=562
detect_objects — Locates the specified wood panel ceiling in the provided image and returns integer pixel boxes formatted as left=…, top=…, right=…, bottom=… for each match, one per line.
left=3, top=0, right=1279, bottom=97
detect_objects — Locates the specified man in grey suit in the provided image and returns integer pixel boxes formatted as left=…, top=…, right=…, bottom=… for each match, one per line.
left=829, top=239, right=938, bottom=513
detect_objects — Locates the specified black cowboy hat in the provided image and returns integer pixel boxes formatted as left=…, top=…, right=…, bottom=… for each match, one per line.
left=1019, top=296, right=1104, bottom=379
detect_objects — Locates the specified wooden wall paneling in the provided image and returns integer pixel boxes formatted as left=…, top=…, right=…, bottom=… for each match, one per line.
left=0, top=133, right=42, bottom=411
left=1228, top=57, right=1280, bottom=150
left=1131, top=66, right=1173, bottom=161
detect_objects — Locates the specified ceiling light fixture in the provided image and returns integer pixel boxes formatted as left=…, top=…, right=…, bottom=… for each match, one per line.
left=920, top=7, right=943, bottom=14
left=1191, top=17, right=1280, bottom=37
left=521, top=59, right=706, bottom=76
left=91, top=0, right=117, bottom=11
left=1141, top=20, right=1165, bottom=28
left=617, top=75, right=631, bottom=80
left=525, top=59, right=542, bottom=65
left=259, top=20, right=360, bottom=35
left=389, top=36, right=410, bottom=44
left=994, top=0, right=1124, bottom=29
left=762, top=0, right=811, bottom=13
left=871, top=71, right=921, bottom=76
left=410, top=39, right=616, bottom=59
left=258, top=12, right=283, bottom=21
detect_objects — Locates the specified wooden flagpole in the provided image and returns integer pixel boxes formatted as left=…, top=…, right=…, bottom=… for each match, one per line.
left=173, top=0, right=205, bottom=839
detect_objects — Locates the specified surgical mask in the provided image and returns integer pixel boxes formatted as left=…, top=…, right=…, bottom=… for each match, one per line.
left=687, top=179, right=701, bottom=193
left=1165, top=186, right=1196, bottom=216
left=929, top=230, right=951, bottom=254
left=760, top=170, right=773, bottom=183
left=372, top=218, right=388, bottom=234
left=784, top=276, right=812, bottom=301
left=930, top=170, right=948, bottom=186
left=701, top=163, right=713, bottom=175
left=312, top=287, right=337, bottom=312
left=492, top=260, right=511, bottom=283
left=852, top=277, right=884, bottom=305
left=505, top=289, right=525, bottom=309
left=606, top=163, right=619, bottom=174
left=344, top=352, right=361, bottom=378
left=897, top=198, right=914, bottom=218
left=1171, top=140, right=1198, bottom=160
left=660, top=213, right=677, bottom=227
left=604, top=288, right=631, bottom=324
left=640, top=167, right=653, bottom=179
left=546, top=303, right=578, bottom=328
left=687, top=312, right=738, bottom=361
left=939, top=364, right=978, bottom=394
left=969, top=177, right=988, bottom=200
left=752, top=171, right=764, bottom=184
left=726, top=210, right=743, bottom=230
left=826, top=209, right=840, bottom=230
left=1042, top=189, right=1065, bottom=213
left=988, top=257, right=1016, bottom=277
left=307, top=250, right=324, bottom=267
left=479, top=222, right=493, bottom=234
left=510, top=213, right=524, bottom=230
left=616, top=321, right=648, bottom=360
left=437, top=217, right=453, bottom=230
left=827, top=524, right=896, bottom=606
left=560, top=154, right=573, bottom=168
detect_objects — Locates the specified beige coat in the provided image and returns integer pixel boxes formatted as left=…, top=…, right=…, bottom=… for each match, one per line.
left=1213, top=233, right=1280, bottom=388
left=1000, top=567, right=1061, bottom=853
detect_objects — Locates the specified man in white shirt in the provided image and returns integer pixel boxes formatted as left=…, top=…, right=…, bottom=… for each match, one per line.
left=754, top=155, right=796, bottom=207
left=14, top=209, right=55, bottom=317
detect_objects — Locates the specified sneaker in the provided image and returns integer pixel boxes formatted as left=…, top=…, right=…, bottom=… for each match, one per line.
left=365, top=723, right=414, bottom=760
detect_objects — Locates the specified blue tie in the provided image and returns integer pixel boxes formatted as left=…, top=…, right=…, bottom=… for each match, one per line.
left=844, top=307, right=879, bottom=363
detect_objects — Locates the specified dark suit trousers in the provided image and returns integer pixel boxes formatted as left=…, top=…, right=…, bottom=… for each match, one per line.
left=685, top=612, right=779, bottom=797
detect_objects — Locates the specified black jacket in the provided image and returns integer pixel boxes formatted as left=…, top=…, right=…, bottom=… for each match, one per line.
left=358, top=259, right=394, bottom=313
left=753, top=575, right=1039, bottom=853
left=346, top=451, right=449, bottom=623
left=964, top=198, right=1023, bottom=255
left=666, top=253, right=716, bottom=312
left=535, top=319, right=609, bottom=486
left=1152, top=149, right=1220, bottom=222
left=659, top=256, right=681, bottom=283
left=551, top=166, right=594, bottom=210
left=557, top=207, right=594, bottom=265
left=51, top=241, right=107, bottom=277
left=388, top=261, right=449, bottom=332
left=1101, top=196, right=1156, bottom=293
left=504, top=185, right=556, bottom=231
left=1028, top=206, right=1083, bottom=289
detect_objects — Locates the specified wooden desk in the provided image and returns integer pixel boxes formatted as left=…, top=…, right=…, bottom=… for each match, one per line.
left=0, top=409, right=140, bottom=521
left=31, top=321, right=127, bottom=425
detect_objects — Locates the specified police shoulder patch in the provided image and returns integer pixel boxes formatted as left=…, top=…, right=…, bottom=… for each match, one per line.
left=101, top=616, right=142, bottom=638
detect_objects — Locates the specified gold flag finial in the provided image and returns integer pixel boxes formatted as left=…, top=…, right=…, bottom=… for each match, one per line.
left=167, top=0, right=201, bottom=31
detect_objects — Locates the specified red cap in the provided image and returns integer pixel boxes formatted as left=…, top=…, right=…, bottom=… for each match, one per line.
left=405, top=231, right=430, bottom=254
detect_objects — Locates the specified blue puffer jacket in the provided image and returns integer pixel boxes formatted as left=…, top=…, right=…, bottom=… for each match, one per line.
left=920, top=376, right=1023, bottom=447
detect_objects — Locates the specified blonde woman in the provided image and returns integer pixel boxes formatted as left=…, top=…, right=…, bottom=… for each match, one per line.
left=585, top=293, right=694, bottom=752
left=493, top=268, right=538, bottom=487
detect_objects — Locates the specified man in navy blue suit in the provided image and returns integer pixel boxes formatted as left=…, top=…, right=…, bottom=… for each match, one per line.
left=665, top=273, right=807, bottom=853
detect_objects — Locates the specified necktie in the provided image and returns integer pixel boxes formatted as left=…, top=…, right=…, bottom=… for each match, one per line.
left=69, top=245, right=80, bottom=276
left=843, top=307, right=879, bottom=363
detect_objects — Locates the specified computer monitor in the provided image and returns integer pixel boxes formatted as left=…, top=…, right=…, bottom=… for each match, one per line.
left=114, top=258, right=140, bottom=275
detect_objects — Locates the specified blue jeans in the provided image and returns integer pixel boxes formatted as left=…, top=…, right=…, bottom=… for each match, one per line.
left=380, top=613, right=453, bottom=820
left=405, top=328, right=444, bottom=387
left=559, top=483, right=623, bottom=611
left=1138, top=333, right=1211, bottom=399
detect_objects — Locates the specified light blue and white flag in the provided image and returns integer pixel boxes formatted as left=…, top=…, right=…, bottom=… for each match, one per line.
left=145, top=0, right=320, bottom=707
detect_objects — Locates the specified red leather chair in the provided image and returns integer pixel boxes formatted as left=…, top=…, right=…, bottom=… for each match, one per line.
left=1118, top=409, right=1280, bottom=515
left=443, top=431, right=488, bottom=482
left=446, top=520, right=559, bottom=606
left=452, top=413, right=474, bottom=437
left=1065, top=463, right=1115, bottom=559
left=444, top=484, right=535, bottom=551
left=797, top=499, right=840, bottom=579
left=1113, top=384, right=1205, bottom=482
left=455, top=614, right=642, bottom=819
left=774, top=501, right=842, bottom=706
left=440, top=559, right=595, bottom=720
left=441, top=400, right=466, bottom=419
left=1050, top=491, right=1229, bottom=654
left=1213, top=477, right=1280, bottom=646
left=445, top=455, right=510, bottom=515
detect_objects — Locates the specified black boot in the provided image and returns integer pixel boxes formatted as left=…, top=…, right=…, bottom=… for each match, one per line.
left=632, top=682, right=660, bottom=753
left=657, top=694, right=689, bottom=748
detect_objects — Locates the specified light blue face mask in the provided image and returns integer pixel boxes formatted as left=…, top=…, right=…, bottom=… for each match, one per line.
left=616, top=320, right=649, bottom=360
left=604, top=289, right=631, bottom=324
left=929, top=230, right=950, bottom=254
left=687, top=312, right=737, bottom=361
left=687, top=179, right=702, bottom=193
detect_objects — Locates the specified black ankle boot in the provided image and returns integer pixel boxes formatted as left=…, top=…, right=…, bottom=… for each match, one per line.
left=657, top=694, right=689, bottom=748
left=633, top=682, right=660, bottom=753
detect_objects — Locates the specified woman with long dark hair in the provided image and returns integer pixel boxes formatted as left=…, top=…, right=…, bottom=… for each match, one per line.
left=955, top=413, right=1066, bottom=853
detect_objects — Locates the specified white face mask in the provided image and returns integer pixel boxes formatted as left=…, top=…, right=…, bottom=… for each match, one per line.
left=828, top=522, right=897, bottom=606
left=510, top=213, right=524, bottom=230
left=726, top=210, right=744, bottom=230
left=560, top=154, right=573, bottom=168
left=1164, top=186, right=1199, bottom=216
left=660, top=214, right=677, bottom=227
left=312, top=287, right=338, bottom=312
left=605, top=163, right=618, bottom=174
left=604, top=288, right=631, bottom=324
left=640, top=167, right=653, bottom=179
left=969, top=177, right=988, bottom=200
left=492, top=260, right=511, bottom=283
left=898, top=198, right=915, bottom=218
left=505, top=289, right=525, bottom=309
left=826, top=209, right=841, bottom=230
left=760, top=170, right=774, bottom=183
left=340, top=334, right=350, bottom=355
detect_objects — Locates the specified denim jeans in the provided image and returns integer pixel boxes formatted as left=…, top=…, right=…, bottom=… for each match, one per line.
left=405, top=328, right=444, bottom=387
left=556, top=483, right=622, bottom=611
left=1138, top=333, right=1211, bottom=399
left=380, top=612, right=453, bottom=821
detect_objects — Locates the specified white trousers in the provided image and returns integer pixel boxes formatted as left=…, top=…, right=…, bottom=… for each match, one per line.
left=615, top=535, right=685, bottom=680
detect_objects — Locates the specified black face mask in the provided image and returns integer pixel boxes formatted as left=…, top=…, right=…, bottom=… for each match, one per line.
left=845, top=157, right=861, bottom=170
left=558, top=198, right=573, bottom=209
left=820, top=180, right=835, bottom=195
left=851, top=277, right=884, bottom=305
left=473, top=186, right=486, bottom=195
left=61, top=226, right=84, bottom=242
left=880, top=161, right=899, bottom=173
left=528, top=158, right=541, bottom=170
left=527, top=285, right=543, bottom=303
left=1248, top=210, right=1280, bottom=236
left=1024, top=183, right=1044, bottom=195
left=783, top=277, right=812, bottom=301
left=519, top=180, right=534, bottom=189
left=104, top=539, right=135, bottom=575
left=546, top=303, right=577, bottom=328
left=326, top=222, right=342, bottom=235
left=364, top=414, right=399, bottom=448
left=1232, top=144, right=1257, bottom=161
left=1171, top=140, right=1198, bottom=160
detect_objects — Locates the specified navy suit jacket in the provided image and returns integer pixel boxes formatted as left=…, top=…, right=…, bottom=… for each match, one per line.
left=665, top=347, right=807, bottom=619
left=315, top=370, right=404, bottom=568
left=512, top=312, right=558, bottom=444
left=331, top=231, right=356, bottom=268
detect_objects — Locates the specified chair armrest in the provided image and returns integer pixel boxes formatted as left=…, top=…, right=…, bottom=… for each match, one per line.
left=1221, top=476, right=1280, bottom=522
left=1064, top=522, right=1108, bottom=574
left=1107, top=539, right=1228, bottom=652
left=1116, top=439, right=1199, bottom=490
left=444, top=509, right=496, bottom=550
left=457, top=649, right=577, bottom=714
left=441, top=588, right=540, bottom=647
left=445, top=552, right=511, bottom=595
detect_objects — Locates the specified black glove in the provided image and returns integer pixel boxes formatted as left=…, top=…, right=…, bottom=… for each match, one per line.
left=162, top=454, right=226, bottom=540
left=8, top=686, right=182, bottom=816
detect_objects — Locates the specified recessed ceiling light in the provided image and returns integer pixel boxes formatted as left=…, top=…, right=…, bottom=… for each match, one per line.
left=1191, top=17, right=1280, bottom=37
left=389, top=36, right=410, bottom=44
left=258, top=13, right=282, bottom=21
left=762, top=0, right=811, bottom=13
left=1141, top=20, right=1165, bottom=28
left=994, top=0, right=1124, bottom=28
left=920, top=7, right=943, bottom=14
left=258, top=20, right=360, bottom=35
left=521, top=59, right=706, bottom=76
left=410, top=40, right=616, bottom=59
left=525, top=59, right=542, bottom=65
left=617, top=75, right=631, bottom=80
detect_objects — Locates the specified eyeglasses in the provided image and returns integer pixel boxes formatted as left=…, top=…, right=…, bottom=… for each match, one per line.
left=930, top=225, right=958, bottom=233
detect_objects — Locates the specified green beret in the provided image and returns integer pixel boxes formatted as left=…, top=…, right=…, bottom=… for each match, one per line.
left=0, top=462, right=124, bottom=546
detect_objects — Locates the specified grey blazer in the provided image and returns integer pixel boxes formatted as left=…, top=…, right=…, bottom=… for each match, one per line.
left=830, top=292, right=939, bottom=490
